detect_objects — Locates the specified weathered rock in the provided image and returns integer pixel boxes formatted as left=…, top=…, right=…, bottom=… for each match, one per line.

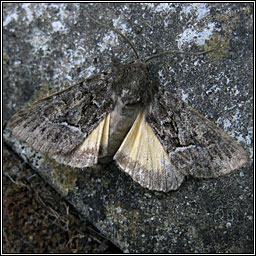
left=3, top=3, right=253, bottom=253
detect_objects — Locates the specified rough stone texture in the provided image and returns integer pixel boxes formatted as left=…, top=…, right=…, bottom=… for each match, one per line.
left=3, top=3, right=253, bottom=253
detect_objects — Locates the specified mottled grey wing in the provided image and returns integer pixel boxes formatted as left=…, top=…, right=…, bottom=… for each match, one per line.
left=8, top=74, right=114, bottom=156
left=146, top=91, right=248, bottom=179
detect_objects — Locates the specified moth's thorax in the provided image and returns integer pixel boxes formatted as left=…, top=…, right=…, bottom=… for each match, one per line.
left=111, top=60, right=154, bottom=106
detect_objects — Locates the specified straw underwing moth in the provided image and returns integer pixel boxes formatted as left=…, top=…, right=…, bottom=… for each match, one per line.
left=8, top=15, right=248, bottom=192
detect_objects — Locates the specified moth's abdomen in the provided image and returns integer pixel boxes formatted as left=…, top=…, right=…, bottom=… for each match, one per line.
left=98, top=98, right=142, bottom=165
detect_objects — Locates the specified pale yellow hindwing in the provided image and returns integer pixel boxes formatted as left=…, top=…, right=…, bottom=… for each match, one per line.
left=114, top=110, right=184, bottom=192
left=52, top=114, right=110, bottom=168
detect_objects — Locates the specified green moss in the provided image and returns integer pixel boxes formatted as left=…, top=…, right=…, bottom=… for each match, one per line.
left=45, top=156, right=78, bottom=196
left=3, top=51, right=9, bottom=65
left=33, top=82, right=55, bottom=102
left=203, top=32, right=230, bottom=61
left=204, top=7, right=252, bottom=62
left=105, top=202, right=146, bottom=240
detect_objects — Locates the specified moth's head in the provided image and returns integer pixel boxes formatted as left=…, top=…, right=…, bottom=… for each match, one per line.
left=112, top=60, right=154, bottom=106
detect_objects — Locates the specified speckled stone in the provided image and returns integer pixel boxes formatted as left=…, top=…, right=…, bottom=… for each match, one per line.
left=3, top=3, right=253, bottom=253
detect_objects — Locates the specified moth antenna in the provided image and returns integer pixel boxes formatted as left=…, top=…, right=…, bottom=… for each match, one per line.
left=86, top=14, right=140, bottom=60
left=145, top=48, right=215, bottom=63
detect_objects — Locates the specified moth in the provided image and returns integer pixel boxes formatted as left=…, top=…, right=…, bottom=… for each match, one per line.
left=8, top=15, right=248, bottom=192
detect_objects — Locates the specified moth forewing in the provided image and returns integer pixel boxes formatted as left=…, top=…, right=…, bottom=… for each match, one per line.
left=51, top=113, right=111, bottom=168
left=147, top=92, right=249, bottom=182
left=8, top=74, right=115, bottom=158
